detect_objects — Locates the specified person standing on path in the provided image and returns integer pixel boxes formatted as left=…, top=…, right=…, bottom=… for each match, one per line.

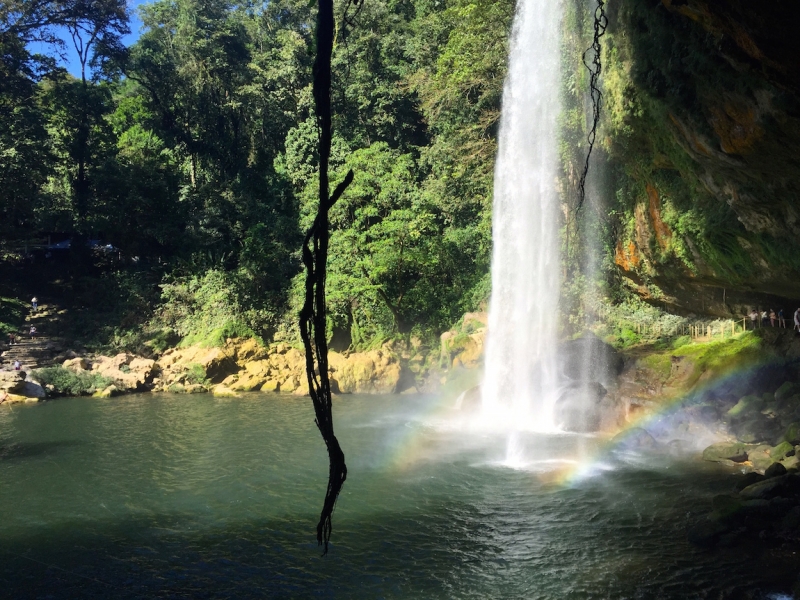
left=29, top=325, right=36, bottom=339
left=749, top=309, right=759, bottom=330
left=31, top=296, right=38, bottom=312
left=794, top=308, right=800, bottom=333
left=13, top=360, right=21, bottom=371
left=779, top=308, right=786, bottom=328
left=769, top=309, right=777, bottom=327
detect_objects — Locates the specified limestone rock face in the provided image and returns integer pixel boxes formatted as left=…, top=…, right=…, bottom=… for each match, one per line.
left=331, top=350, right=402, bottom=394
left=92, top=354, right=155, bottom=392
left=0, top=371, right=26, bottom=392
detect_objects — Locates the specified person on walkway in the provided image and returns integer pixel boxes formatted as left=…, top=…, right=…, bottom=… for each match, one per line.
left=8, top=332, right=15, bottom=345
left=29, top=325, right=36, bottom=339
left=31, top=296, right=38, bottom=312
left=761, top=309, right=769, bottom=327
left=13, top=360, right=21, bottom=371
left=749, top=309, right=759, bottom=330
left=770, top=309, right=777, bottom=327
left=779, top=308, right=787, bottom=328
left=794, top=308, right=800, bottom=333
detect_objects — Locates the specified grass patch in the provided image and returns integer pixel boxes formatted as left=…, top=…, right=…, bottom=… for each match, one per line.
left=671, top=332, right=766, bottom=374
left=32, top=367, right=113, bottom=397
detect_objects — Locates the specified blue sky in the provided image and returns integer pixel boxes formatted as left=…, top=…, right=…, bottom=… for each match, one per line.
left=27, top=0, right=149, bottom=78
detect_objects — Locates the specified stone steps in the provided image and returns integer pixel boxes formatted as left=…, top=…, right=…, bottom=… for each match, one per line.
left=1, top=338, right=61, bottom=371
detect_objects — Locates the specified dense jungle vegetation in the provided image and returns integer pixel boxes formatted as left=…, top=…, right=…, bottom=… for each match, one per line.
left=0, top=0, right=527, bottom=350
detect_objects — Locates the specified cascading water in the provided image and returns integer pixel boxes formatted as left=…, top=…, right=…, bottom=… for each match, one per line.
left=481, top=0, right=563, bottom=431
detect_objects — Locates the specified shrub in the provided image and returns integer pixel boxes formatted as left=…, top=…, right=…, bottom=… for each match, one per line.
left=184, top=363, right=208, bottom=385
left=33, top=367, right=113, bottom=397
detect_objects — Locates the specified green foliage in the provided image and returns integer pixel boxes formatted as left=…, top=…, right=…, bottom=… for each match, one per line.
left=0, top=296, right=26, bottom=335
left=33, top=366, right=113, bottom=396
left=184, top=363, right=208, bottom=385
left=158, top=269, right=265, bottom=347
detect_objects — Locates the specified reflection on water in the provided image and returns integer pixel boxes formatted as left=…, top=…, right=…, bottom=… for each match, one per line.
left=0, top=394, right=796, bottom=598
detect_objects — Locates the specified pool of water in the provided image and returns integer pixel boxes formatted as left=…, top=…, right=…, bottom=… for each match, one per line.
left=0, top=393, right=797, bottom=598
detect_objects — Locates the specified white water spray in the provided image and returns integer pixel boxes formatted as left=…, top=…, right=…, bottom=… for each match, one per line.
left=481, top=0, right=563, bottom=431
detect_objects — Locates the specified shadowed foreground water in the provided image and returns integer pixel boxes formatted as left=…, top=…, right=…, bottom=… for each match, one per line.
left=0, top=393, right=797, bottom=599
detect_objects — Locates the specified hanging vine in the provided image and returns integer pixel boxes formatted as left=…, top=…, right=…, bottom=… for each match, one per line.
left=300, top=0, right=355, bottom=555
left=577, top=0, right=608, bottom=212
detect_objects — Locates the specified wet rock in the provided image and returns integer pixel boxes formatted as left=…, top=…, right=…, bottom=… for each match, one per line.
left=774, top=381, right=799, bottom=401
left=553, top=381, right=606, bottom=432
left=727, top=394, right=763, bottom=418
left=765, top=462, right=788, bottom=478
left=92, top=385, right=119, bottom=398
left=702, top=441, right=752, bottom=463
left=211, top=385, right=238, bottom=398
left=734, top=472, right=765, bottom=491
left=711, top=494, right=742, bottom=520
left=687, top=518, right=728, bottom=548
left=739, top=474, right=800, bottom=500
left=783, top=422, right=800, bottom=445
left=454, top=386, right=482, bottom=411
left=557, top=333, right=623, bottom=388
left=611, top=428, right=660, bottom=452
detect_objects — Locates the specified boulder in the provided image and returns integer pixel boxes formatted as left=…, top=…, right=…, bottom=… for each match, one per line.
left=1, top=393, right=33, bottom=404
left=15, top=380, right=46, bottom=399
left=92, top=385, right=119, bottom=399
left=229, top=372, right=266, bottom=392
left=611, top=428, right=660, bottom=452
left=184, top=384, right=207, bottom=394
left=280, top=377, right=298, bottom=393
left=454, top=386, right=482, bottom=411
left=63, top=357, right=89, bottom=372
left=211, top=385, right=238, bottom=398
left=553, top=381, right=607, bottom=432
left=775, top=381, right=799, bottom=401
left=0, top=371, right=25, bottom=392
left=765, top=462, right=788, bottom=478
left=687, top=518, right=728, bottom=548
left=557, top=333, right=623, bottom=388
left=702, top=441, right=752, bottom=463
left=739, top=474, right=800, bottom=500
left=727, top=395, right=763, bottom=418
left=260, top=380, right=280, bottom=393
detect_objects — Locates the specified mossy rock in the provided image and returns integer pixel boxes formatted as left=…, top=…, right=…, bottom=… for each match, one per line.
left=711, top=494, right=742, bottom=521
left=92, top=385, right=119, bottom=399
left=727, top=395, right=763, bottom=418
left=774, top=381, right=799, bottom=401
left=702, top=442, right=751, bottom=463
left=783, top=422, right=800, bottom=445
left=770, top=441, right=794, bottom=460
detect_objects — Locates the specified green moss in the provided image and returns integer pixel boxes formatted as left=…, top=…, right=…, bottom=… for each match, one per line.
left=638, top=353, right=672, bottom=381
left=671, top=332, right=766, bottom=374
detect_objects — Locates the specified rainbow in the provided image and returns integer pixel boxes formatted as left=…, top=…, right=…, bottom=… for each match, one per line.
left=382, top=357, right=773, bottom=485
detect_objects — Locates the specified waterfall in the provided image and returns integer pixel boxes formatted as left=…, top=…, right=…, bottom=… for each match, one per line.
left=481, top=0, right=563, bottom=431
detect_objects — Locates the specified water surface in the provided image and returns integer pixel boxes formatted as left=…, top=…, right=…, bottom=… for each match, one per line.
left=0, top=394, right=795, bottom=598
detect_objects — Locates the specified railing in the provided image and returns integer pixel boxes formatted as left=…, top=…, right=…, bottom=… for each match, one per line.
left=593, top=303, right=752, bottom=345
